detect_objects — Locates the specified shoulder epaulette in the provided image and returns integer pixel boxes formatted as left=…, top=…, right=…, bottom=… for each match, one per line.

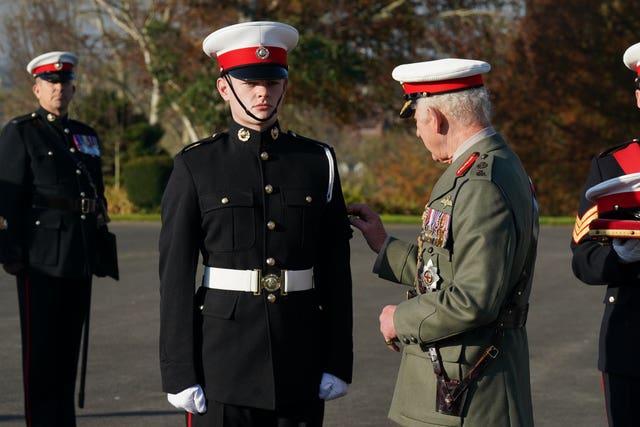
left=11, top=112, right=39, bottom=125
left=287, top=130, right=332, bottom=149
left=288, top=130, right=336, bottom=202
left=466, top=152, right=494, bottom=180
left=598, top=138, right=640, bottom=157
left=182, top=131, right=226, bottom=153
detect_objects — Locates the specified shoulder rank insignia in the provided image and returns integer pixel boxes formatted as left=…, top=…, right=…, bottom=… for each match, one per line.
left=456, top=152, right=480, bottom=176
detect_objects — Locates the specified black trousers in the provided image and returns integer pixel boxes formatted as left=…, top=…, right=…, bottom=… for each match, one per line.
left=16, top=270, right=91, bottom=427
left=186, top=399, right=325, bottom=427
left=602, top=371, right=640, bottom=427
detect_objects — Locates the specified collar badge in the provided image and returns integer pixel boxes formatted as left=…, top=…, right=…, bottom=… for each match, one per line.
left=237, top=128, right=251, bottom=142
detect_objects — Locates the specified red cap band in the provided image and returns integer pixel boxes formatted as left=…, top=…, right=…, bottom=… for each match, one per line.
left=32, top=62, right=74, bottom=75
left=402, top=75, right=484, bottom=96
left=596, top=191, right=640, bottom=214
left=217, top=46, right=287, bottom=72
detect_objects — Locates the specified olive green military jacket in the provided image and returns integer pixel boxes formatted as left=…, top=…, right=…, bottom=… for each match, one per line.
left=374, top=132, right=537, bottom=427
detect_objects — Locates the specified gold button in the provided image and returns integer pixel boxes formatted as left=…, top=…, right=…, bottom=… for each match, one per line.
left=267, top=221, right=276, bottom=230
left=267, top=294, right=276, bottom=303
left=47, top=151, right=53, bottom=156
left=305, top=196, right=313, bottom=203
left=266, top=257, right=276, bottom=266
left=265, top=185, right=273, bottom=194
left=221, top=197, right=229, bottom=204
left=609, top=296, right=615, bottom=303
left=260, top=152, right=269, bottom=161
left=64, top=128, right=70, bottom=134
left=69, top=148, right=76, bottom=153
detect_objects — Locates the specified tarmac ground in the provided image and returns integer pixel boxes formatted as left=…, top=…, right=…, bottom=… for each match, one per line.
left=0, top=223, right=607, bottom=426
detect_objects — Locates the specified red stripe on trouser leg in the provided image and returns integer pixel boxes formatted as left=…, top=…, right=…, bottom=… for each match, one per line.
left=24, top=274, right=32, bottom=427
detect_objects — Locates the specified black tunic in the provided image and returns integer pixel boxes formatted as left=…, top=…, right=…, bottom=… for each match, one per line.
left=0, top=107, right=106, bottom=277
left=159, top=120, right=353, bottom=410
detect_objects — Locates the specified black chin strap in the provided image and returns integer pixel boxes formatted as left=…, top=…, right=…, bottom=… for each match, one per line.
left=224, top=74, right=285, bottom=123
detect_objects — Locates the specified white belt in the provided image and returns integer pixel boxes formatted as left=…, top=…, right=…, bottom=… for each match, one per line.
left=202, top=267, right=314, bottom=294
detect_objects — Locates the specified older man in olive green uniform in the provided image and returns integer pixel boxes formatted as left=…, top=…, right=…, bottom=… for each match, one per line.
left=348, top=58, right=538, bottom=426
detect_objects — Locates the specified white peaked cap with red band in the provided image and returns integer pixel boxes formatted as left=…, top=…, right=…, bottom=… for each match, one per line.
left=27, top=51, right=77, bottom=77
left=586, top=172, right=640, bottom=203
left=391, top=58, right=491, bottom=118
left=623, top=42, right=640, bottom=74
left=586, top=172, right=640, bottom=238
left=202, top=21, right=298, bottom=80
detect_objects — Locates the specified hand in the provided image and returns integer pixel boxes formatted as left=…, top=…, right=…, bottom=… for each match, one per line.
left=167, top=384, right=207, bottom=414
left=612, top=238, right=640, bottom=263
left=318, top=372, right=349, bottom=400
left=380, top=305, right=400, bottom=352
left=2, top=262, right=24, bottom=275
left=346, top=203, right=387, bottom=253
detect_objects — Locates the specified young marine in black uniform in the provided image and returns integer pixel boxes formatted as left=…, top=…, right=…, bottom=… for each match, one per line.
left=571, top=41, right=640, bottom=426
left=159, top=22, right=353, bottom=427
left=0, top=51, right=113, bottom=427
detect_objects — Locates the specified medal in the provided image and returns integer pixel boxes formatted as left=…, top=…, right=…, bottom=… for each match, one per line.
left=418, top=259, right=440, bottom=294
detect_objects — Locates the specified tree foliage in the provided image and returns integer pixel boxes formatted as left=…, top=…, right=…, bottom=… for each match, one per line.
left=493, top=0, right=640, bottom=215
left=3, top=0, right=640, bottom=215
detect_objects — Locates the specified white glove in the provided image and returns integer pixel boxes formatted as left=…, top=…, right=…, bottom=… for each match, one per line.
left=612, top=238, right=640, bottom=263
left=318, top=372, right=348, bottom=400
left=167, top=384, right=207, bottom=414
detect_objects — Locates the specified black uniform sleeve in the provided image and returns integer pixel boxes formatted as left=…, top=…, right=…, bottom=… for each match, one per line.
left=313, top=147, right=353, bottom=383
left=0, top=121, right=29, bottom=264
left=571, top=156, right=640, bottom=285
left=159, top=153, right=202, bottom=393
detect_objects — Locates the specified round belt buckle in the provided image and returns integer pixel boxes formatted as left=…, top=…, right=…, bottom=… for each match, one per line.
left=261, top=274, right=281, bottom=292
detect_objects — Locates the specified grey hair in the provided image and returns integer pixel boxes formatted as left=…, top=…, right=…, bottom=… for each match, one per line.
left=416, top=86, right=492, bottom=127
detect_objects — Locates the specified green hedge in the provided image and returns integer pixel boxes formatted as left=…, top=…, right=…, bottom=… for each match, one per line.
left=122, top=155, right=173, bottom=211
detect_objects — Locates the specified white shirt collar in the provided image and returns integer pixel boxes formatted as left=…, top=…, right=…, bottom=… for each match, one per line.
left=452, top=127, right=496, bottom=162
